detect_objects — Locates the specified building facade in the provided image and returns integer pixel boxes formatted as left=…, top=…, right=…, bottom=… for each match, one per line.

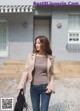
left=0, top=0, right=80, bottom=65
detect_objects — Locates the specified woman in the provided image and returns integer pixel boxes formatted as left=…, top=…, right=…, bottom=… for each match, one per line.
left=18, top=35, right=55, bottom=111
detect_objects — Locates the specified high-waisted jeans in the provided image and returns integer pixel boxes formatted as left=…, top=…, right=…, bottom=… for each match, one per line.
left=30, top=83, right=51, bottom=111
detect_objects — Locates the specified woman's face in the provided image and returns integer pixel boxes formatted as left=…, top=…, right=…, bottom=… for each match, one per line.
left=35, top=38, right=41, bottom=51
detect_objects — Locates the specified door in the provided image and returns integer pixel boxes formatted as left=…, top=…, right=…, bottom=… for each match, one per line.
left=34, top=17, right=51, bottom=40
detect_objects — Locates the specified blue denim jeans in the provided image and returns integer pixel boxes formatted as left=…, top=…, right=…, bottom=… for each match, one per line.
left=30, top=83, right=51, bottom=111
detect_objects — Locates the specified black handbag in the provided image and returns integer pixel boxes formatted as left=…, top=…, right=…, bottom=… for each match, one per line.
left=14, top=89, right=28, bottom=111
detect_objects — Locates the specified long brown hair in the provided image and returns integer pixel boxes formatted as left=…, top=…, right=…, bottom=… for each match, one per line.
left=33, top=35, right=52, bottom=55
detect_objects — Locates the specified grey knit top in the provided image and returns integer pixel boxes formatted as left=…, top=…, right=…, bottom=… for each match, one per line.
left=32, top=56, right=48, bottom=85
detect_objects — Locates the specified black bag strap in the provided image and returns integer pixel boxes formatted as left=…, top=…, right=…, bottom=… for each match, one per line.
left=19, top=89, right=24, bottom=95
left=19, top=89, right=28, bottom=111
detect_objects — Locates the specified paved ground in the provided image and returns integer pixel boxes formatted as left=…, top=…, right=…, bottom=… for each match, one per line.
left=0, top=78, right=80, bottom=111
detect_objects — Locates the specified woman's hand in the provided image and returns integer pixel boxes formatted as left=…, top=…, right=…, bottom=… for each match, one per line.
left=45, top=88, right=52, bottom=93
left=17, top=89, right=20, bottom=95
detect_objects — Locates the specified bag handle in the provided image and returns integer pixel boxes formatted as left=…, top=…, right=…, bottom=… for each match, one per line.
left=19, top=89, right=24, bottom=95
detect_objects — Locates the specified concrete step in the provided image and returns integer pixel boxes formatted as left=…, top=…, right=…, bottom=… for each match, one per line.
left=56, top=73, right=80, bottom=78
left=0, top=60, right=80, bottom=78
left=0, top=65, right=24, bottom=72
left=0, top=60, right=25, bottom=74
left=0, top=60, right=25, bottom=78
left=54, top=61, right=80, bottom=73
left=0, top=73, right=22, bottom=78
left=4, top=60, right=25, bottom=65
left=54, top=61, right=80, bottom=78
left=0, top=69, right=23, bottom=74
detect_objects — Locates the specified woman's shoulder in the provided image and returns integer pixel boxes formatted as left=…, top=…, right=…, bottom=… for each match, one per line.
left=48, top=54, right=55, bottom=59
left=48, top=55, right=55, bottom=64
left=27, top=52, right=36, bottom=58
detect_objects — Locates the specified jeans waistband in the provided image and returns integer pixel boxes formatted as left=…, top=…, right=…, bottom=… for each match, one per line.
left=31, top=83, right=48, bottom=88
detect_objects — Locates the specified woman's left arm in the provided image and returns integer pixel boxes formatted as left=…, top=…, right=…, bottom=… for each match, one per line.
left=46, top=57, right=55, bottom=93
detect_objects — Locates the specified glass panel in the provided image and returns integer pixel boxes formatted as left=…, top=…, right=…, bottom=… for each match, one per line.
left=68, top=14, right=80, bottom=30
left=0, top=22, right=6, bottom=51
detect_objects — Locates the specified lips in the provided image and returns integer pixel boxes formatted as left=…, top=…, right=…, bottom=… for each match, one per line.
left=36, top=47, right=40, bottom=50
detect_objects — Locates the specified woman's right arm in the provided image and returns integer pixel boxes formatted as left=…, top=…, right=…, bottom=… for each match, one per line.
left=17, top=55, right=30, bottom=92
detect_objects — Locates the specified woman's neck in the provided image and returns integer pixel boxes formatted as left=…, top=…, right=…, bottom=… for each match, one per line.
left=36, top=50, right=46, bottom=57
left=37, top=50, right=45, bottom=55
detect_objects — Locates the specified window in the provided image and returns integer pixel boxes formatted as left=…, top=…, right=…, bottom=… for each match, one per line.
left=67, top=14, right=80, bottom=52
left=68, top=14, right=80, bottom=44
left=0, top=20, right=9, bottom=57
